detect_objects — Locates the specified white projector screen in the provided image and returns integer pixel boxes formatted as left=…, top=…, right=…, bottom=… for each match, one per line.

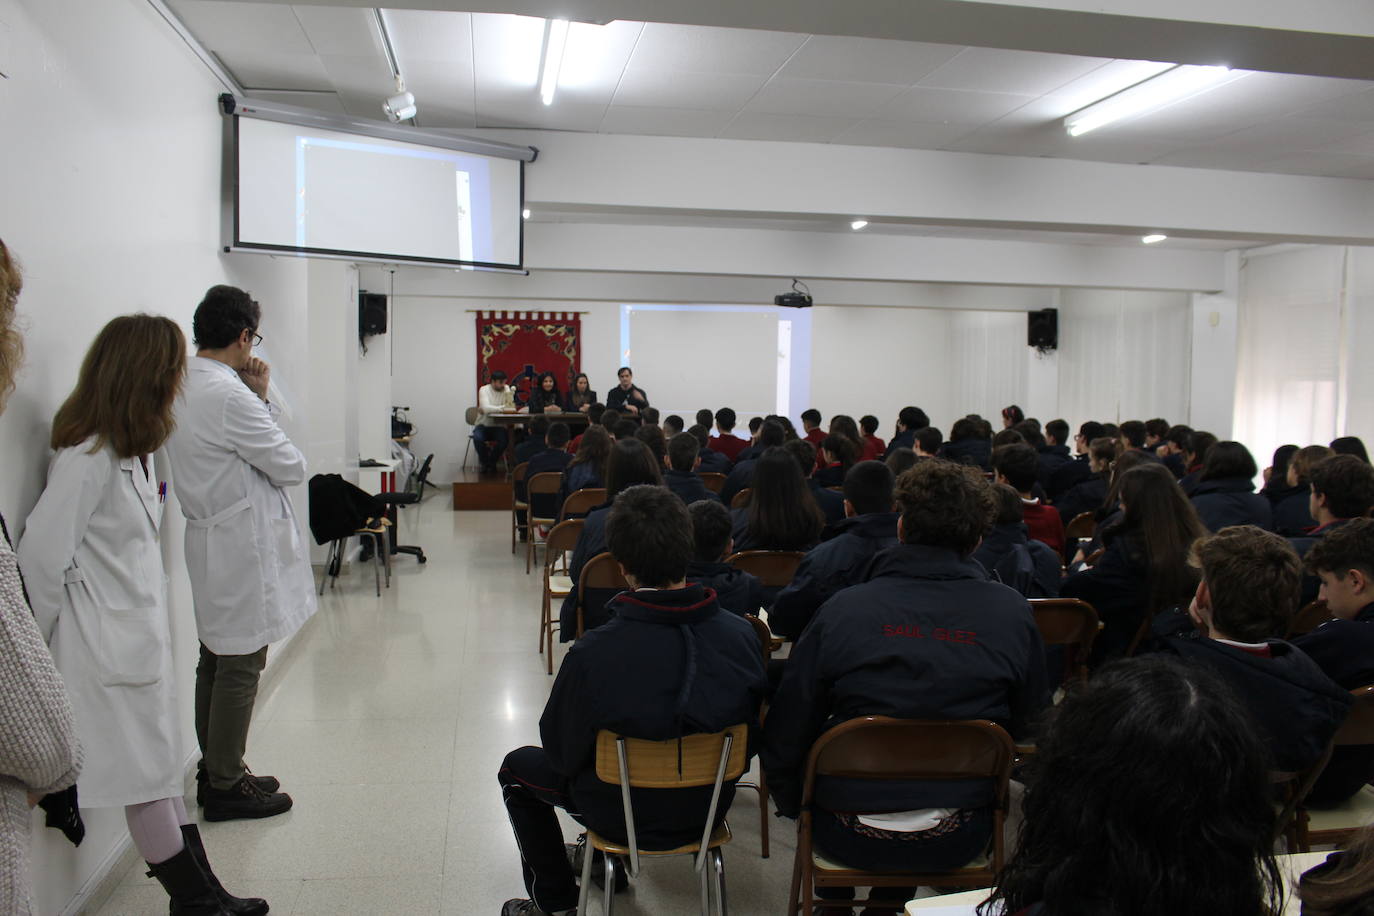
left=233, top=116, right=524, bottom=269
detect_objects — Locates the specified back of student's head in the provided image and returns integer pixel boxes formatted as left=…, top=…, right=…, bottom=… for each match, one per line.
left=757, top=419, right=786, bottom=449
left=859, top=414, right=880, bottom=436
left=783, top=438, right=816, bottom=478
left=1101, top=422, right=1120, bottom=441
left=605, top=437, right=663, bottom=499
left=546, top=422, right=571, bottom=450
left=1012, top=421, right=1045, bottom=449
left=1119, top=420, right=1147, bottom=449
left=688, top=424, right=711, bottom=449
left=748, top=446, right=824, bottom=550
left=1299, top=821, right=1374, bottom=916
left=949, top=417, right=981, bottom=443
left=992, top=428, right=1025, bottom=448
left=667, top=432, right=699, bottom=472
left=800, top=408, right=822, bottom=428
left=1118, top=463, right=1209, bottom=610
left=1186, top=430, right=1218, bottom=465
left=894, top=460, right=995, bottom=557
left=193, top=285, right=260, bottom=349
left=695, top=408, right=714, bottom=428
left=1305, top=517, right=1374, bottom=583
left=1330, top=436, right=1370, bottom=464
left=990, top=656, right=1281, bottom=916
left=641, top=406, right=660, bottom=426
left=634, top=423, right=666, bottom=462
left=1310, top=454, right=1374, bottom=519
left=992, top=442, right=1039, bottom=493
left=821, top=433, right=858, bottom=469
left=748, top=416, right=763, bottom=436
left=571, top=425, right=611, bottom=471
left=915, top=426, right=942, bottom=455
left=688, top=499, right=733, bottom=563
left=607, top=485, right=692, bottom=588
left=898, top=406, right=929, bottom=431
left=600, top=408, right=621, bottom=430
left=885, top=447, right=918, bottom=477
left=970, top=414, right=994, bottom=440
left=1079, top=420, right=1106, bottom=444
left=1291, top=444, right=1333, bottom=486
left=1001, top=404, right=1024, bottom=427
left=609, top=419, right=637, bottom=441
left=1044, top=419, right=1070, bottom=446
left=1269, top=444, right=1299, bottom=484
left=1193, top=526, right=1302, bottom=641
left=842, top=461, right=894, bottom=516
left=663, top=414, right=684, bottom=436
left=992, top=483, right=1025, bottom=527
left=1165, top=423, right=1193, bottom=450
left=1089, top=436, right=1119, bottom=470
left=1200, top=440, right=1258, bottom=482
left=828, top=414, right=862, bottom=446
left=1145, top=418, right=1170, bottom=442
left=588, top=402, right=607, bottom=425
left=714, top=407, right=736, bottom=431
left=529, top=416, right=550, bottom=439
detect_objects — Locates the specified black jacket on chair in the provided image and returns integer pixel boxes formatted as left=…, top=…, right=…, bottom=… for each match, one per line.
left=769, top=513, right=899, bottom=641
left=307, top=474, right=387, bottom=544
left=1189, top=477, right=1273, bottom=532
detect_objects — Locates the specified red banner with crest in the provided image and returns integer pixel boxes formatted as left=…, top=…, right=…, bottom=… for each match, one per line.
left=475, top=312, right=582, bottom=408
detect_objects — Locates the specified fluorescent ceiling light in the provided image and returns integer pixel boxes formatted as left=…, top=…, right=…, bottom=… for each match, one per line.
left=1142, top=234, right=1168, bottom=244
left=1064, top=65, right=1251, bottom=137
left=850, top=220, right=868, bottom=231
left=540, top=19, right=570, bottom=106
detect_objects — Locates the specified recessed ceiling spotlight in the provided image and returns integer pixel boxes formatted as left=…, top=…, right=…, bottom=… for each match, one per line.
left=850, top=220, right=869, bottom=231
left=522, top=208, right=531, bottom=220
left=1142, top=234, right=1168, bottom=244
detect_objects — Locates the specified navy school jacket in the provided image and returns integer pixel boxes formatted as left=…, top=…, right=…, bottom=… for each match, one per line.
left=883, top=429, right=916, bottom=460
left=559, top=504, right=613, bottom=641
left=697, top=448, right=733, bottom=475
left=1047, top=454, right=1092, bottom=499
left=1293, top=603, right=1374, bottom=804
left=523, top=448, right=574, bottom=519
left=1290, top=519, right=1354, bottom=605
left=664, top=468, right=721, bottom=506
left=1054, top=474, right=1106, bottom=526
left=973, top=523, right=1062, bottom=599
left=1269, top=485, right=1316, bottom=536
left=939, top=438, right=992, bottom=471
left=761, top=544, right=1049, bottom=818
left=769, top=512, right=899, bottom=641
left=1189, top=477, right=1273, bottom=532
left=686, top=560, right=765, bottom=617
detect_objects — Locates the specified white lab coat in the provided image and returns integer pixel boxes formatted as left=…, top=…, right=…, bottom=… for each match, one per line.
left=163, top=357, right=317, bottom=656
left=17, top=443, right=182, bottom=808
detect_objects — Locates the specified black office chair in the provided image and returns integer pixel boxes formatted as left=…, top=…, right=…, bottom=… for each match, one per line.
left=377, top=453, right=434, bottom=564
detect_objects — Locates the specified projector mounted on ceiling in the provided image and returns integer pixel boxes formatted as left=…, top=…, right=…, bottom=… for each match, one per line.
left=774, top=278, right=813, bottom=309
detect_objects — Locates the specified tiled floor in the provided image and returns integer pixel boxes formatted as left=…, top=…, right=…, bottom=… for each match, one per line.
left=92, top=497, right=802, bottom=915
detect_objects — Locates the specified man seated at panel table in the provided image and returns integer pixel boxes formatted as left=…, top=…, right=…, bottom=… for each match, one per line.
left=604, top=366, right=648, bottom=416
left=475, top=369, right=516, bottom=474
left=663, top=432, right=721, bottom=506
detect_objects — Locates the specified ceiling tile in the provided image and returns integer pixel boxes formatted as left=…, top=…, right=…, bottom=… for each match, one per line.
left=168, top=1, right=315, bottom=55
left=626, top=24, right=807, bottom=77
left=556, top=21, right=643, bottom=101
left=743, top=78, right=906, bottom=118
left=1202, top=116, right=1374, bottom=152
left=1291, top=87, right=1374, bottom=123
left=317, top=53, right=393, bottom=96
left=719, top=112, right=859, bottom=143
left=412, top=104, right=477, bottom=130
left=1250, top=152, right=1374, bottom=180
left=832, top=119, right=974, bottom=149
left=383, top=10, right=473, bottom=64
left=476, top=96, right=609, bottom=131
left=919, top=48, right=1110, bottom=96
left=598, top=106, right=736, bottom=137
left=291, top=5, right=379, bottom=57
left=876, top=87, right=1034, bottom=125
left=217, top=50, right=332, bottom=92
left=472, top=13, right=545, bottom=92
left=399, top=58, right=476, bottom=125
left=777, top=36, right=963, bottom=84
left=612, top=68, right=767, bottom=110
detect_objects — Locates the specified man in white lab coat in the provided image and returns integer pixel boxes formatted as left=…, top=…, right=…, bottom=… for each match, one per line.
left=164, top=285, right=317, bottom=821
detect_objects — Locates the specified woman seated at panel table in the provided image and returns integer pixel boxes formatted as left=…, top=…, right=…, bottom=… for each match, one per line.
left=524, top=371, right=563, bottom=414
left=564, top=372, right=597, bottom=413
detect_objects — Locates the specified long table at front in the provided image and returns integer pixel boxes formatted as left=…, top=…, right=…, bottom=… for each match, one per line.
left=485, top=410, right=592, bottom=429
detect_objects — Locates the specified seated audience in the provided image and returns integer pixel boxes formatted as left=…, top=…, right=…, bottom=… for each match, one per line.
left=498, top=485, right=767, bottom=916
left=685, top=500, right=764, bottom=616
left=1048, top=420, right=1104, bottom=497
left=633, top=423, right=666, bottom=464
left=747, top=415, right=763, bottom=444
left=514, top=415, right=551, bottom=465
left=729, top=446, right=825, bottom=554
left=785, top=438, right=845, bottom=527
left=1117, top=420, right=1157, bottom=460
left=1189, top=440, right=1273, bottom=532
left=564, top=402, right=605, bottom=454
left=524, top=422, right=574, bottom=523
left=1272, top=444, right=1329, bottom=535
left=563, top=372, right=596, bottom=413
left=1061, top=463, right=1207, bottom=662
left=662, top=413, right=684, bottom=436
left=882, top=405, right=929, bottom=459
left=708, top=407, right=748, bottom=462
left=612, top=418, right=638, bottom=442
left=1156, top=526, right=1349, bottom=774
left=992, top=443, right=1065, bottom=556
left=992, top=428, right=1025, bottom=448
left=1156, top=423, right=1194, bottom=479
left=1144, top=417, right=1170, bottom=451
left=885, top=447, right=919, bottom=477
left=527, top=371, right=563, bottom=414
left=720, top=419, right=785, bottom=504
left=914, top=426, right=942, bottom=459
left=1299, top=822, right=1374, bottom=916
left=1054, top=436, right=1115, bottom=526
left=985, top=657, right=1284, bottom=916
left=1001, top=404, right=1025, bottom=428
left=689, top=423, right=732, bottom=474
left=1290, top=454, right=1374, bottom=603
left=770, top=461, right=899, bottom=641
left=974, top=484, right=1062, bottom=599
left=640, top=406, right=659, bottom=427
left=1036, top=418, right=1072, bottom=488
left=1261, top=443, right=1298, bottom=497
left=1178, top=430, right=1218, bottom=494
left=828, top=414, right=867, bottom=465
left=800, top=408, right=826, bottom=447
left=1331, top=435, right=1371, bottom=463
left=559, top=426, right=610, bottom=510
left=662, top=432, right=720, bottom=505
left=604, top=365, right=647, bottom=416
left=940, top=416, right=992, bottom=470
left=1293, top=519, right=1374, bottom=805
left=859, top=414, right=885, bottom=460
left=815, top=433, right=858, bottom=488
left=694, top=408, right=714, bottom=430
left=763, top=461, right=1048, bottom=911
left=558, top=438, right=663, bottom=641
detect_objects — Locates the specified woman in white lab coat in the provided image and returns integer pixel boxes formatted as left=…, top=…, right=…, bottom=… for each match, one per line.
left=18, top=315, right=265, bottom=916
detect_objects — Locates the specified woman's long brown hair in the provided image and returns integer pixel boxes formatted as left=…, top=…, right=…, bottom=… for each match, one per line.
left=51, top=314, right=186, bottom=457
left=1299, top=823, right=1374, bottom=915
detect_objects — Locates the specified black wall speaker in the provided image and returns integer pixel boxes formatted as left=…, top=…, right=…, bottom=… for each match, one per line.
left=359, top=291, right=388, bottom=338
left=1028, top=308, right=1058, bottom=350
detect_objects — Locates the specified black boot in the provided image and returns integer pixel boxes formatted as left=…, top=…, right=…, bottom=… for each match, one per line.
left=196, top=761, right=280, bottom=807
left=146, top=846, right=232, bottom=916
left=180, top=825, right=269, bottom=916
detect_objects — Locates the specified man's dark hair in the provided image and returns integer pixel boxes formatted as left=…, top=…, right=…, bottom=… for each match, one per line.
left=894, top=461, right=995, bottom=556
left=950, top=417, right=981, bottom=443
left=1119, top=420, right=1147, bottom=449
left=529, top=416, right=550, bottom=438
left=663, top=414, right=684, bottom=436
left=1079, top=420, right=1106, bottom=443
left=688, top=499, right=733, bottom=563
left=695, top=409, right=714, bottom=427
left=715, top=407, right=737, bottom=431
left=748, top=416, right=763, bottom=435
left=1330, top=436, right=1371, bottom=464
left=1310, top=454, right=1374, bottom=519
left=1187, top=431, right=1218, bottom=465
left=1305, top=517, right=1374, bottom=580
left=993, top=429, right=1025, bottom=448
left=992, top=483, right=1026, bottom=526
left=860, top=415, right=880, bottom=436
left=801, top=408, right=822, bottom=427
left=993, top=443, right=1040, bottom=492
left=1201, top=441, right=1258, bottom=482
left=642, top=407, right=660, bottom=426
left=1145, top=418, right=1170, bottom=442
left=605, top=437, right=663, bottom=499
left=886, top=447, right=918, bottom=476
left=618, top=365, right=633, bottom=377
left=688, top=424, right=711, bottom=448
left=588, top=402, right=606, bottom=424
left=1166, top=424, right=1194, bottom=450
left=607, top=485, right=692, bottom=588
left=667, top=432, right=699, bottom=472
left=546, top=421, right=571, bottom=449
left=898, top=406, right=929, bottom=431
left=842, top=460, right=895, bottom=516
left=600, top=408, right=621, bottom=430
left=1013, top=421, right=1045, bottom=449
left=1045, top=419, right=1069, bottom=446
left=782, top=438, right=816, bottom=478
left=193, top=285, right=260, bottom=349
left=1192, top=526, right=1302, bottom=642
left=915, top=427, right=942, bottom=455
left=490, top=369, right=508, bottom=381
left=758, top=419, right=786, bottom=449
left=613, top=419, right=639, bottom=441
left=1102, top=423, right=1120, bottom=441
left=634, top=423, right=666, bottom=461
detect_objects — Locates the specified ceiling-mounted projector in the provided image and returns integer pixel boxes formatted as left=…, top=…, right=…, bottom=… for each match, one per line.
left=774, top=278, right=812, bottom=309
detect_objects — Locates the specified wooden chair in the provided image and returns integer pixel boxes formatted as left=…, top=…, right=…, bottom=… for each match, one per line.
left=788, top=717, right=1015, bottom=915
left=730, top=488, right=752, bottom=509
left=726, top=550, right=806, bottom=591
left=1287, top=599, right=1333, bottom=639
left=579, top=724, right=749, bottom=915
left=698, top=472, right=727, bottom=494
left=318, top=520, right=391, bottom=597
left=540, top=519, right=584, bottom=675
left=558, top=487, right=607, bottom=524
left=525, top=471, right=564, bottom=574
left=576, top=551, right=630, bottom=639
left=1063, top=511, right=1095, bottom=542
left=736, top=615, right=774, bottom=858
left=510, top=462, right=530, bottom=554
left=1028, top=598, right=1100, bottom=685
left=1274, top=746, right=1335, bottom=854
left=1298, top=685, right=1374, bottom=849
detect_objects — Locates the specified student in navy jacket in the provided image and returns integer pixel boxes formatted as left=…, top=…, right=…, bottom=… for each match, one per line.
left=524, top=422, right=574, bottom=520
left=689, top=423, right=733, bottom=474
left=1189, top=441, right=1272, bottom=532
left=499, top=486, right=768, bottom=916
left=1153, top=525, right=1350, bottom=774
left=685, top=500, right=765, bottom=616
left=1289, top=455, right=1374, bottom=604
left=661, top=432, right=720, bottom=506
left=939, top=416, right=992, bottom=470
left=728, top=446, right=825, bottom=556
left=1271, top=445, right=1330, bottom=535
left=1293, top=519, right=1374, bottom=805
left=1053, top=436, right=1114, bottom=526
left=719, top=419, right=785, bottom=504
left=975, top=485, right=1062, bottom=599
left=763, top=460, right=1048, bottom=906
left=770, top=461, right=899, bottom=641
left=1047, top=421, right=1104, bottom=498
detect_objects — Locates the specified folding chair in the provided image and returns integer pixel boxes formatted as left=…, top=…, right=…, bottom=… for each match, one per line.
left=1063, top=511, right=1095, bottom=561
left=1298, top=685, right=1374, bottom=849
left=510, top=462, right=530, bottom=554
left=558, top=487, right=607, bottom=524
left=730, top=488, right=752, bottom=509
left=788, top=717, right=1015, bottom=914
left=540, top=519, right=584, bottom=675
left=319, top=521, right=391, bottom=597
left=726, top=550, right=806, bottom=591
left=698, top=472, right=727, bottom=494
left=1028, top=597, right=1100, bottom=685
left=1287, top=599, right=1333, bottom=639
left=736, top=615, right=775, bottom=857
left=461, top=406, right=482, bottom=471
left=579, top=724, right=749, bottom=915
left=526, top=471, right=564, bottom=574
left=576, top=552, right=630, bottom=639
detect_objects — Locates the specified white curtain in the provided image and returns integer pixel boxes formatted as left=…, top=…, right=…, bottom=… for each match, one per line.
left=947, top=311, right=1028, bottom=421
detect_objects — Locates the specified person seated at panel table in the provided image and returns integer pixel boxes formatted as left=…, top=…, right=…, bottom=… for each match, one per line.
left=763, top=460, right=1048, bottom=915
left=662, top=432, right=721, bottom=506
left=526, top=371, right=563, bottom=414
left=770, top=460, right=899, bottom=641
left=497, top=485, right=767, bottom=916
left=689, top=424, right=732, bottom=475
left=604, top=366, right=648, bottom=416
left=563, top=372, right=596, bottom=413
left=476, top=369, right=516, bottom=474
left=708, top=407, right=749, bottom=463
left=686, top=499, right=765, bottom=616
left=984, top=657, right=1285, bottom=916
